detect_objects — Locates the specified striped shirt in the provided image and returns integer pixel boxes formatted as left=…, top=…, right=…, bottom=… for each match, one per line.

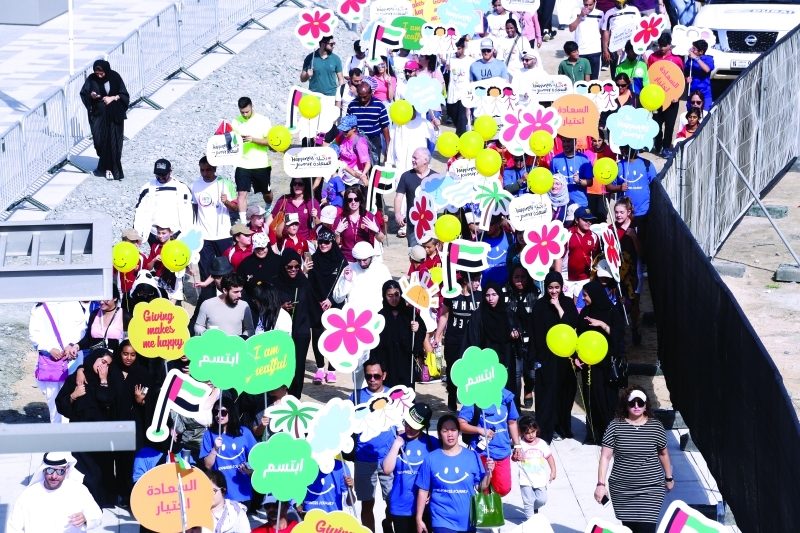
left=346, top=97, right=389, bottom=137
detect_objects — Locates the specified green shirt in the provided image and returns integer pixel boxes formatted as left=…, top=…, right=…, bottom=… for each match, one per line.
left=302, top=50, right=343, bottom=96
left=232, top=112, right=271, bottom=169
left=558, top=58, right=592, bottom=84
left=615, top=58, right=649, bottom=93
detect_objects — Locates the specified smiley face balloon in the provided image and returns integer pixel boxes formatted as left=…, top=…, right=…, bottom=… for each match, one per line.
left=161, top=240, right=191, bottom=272
left=112, top=241, right=139, bottom=273
left=268, top=125, right=292, bottom=153
left=593, top=157, right=619, bottom=185
left=528, top=130, right=554, bottom=157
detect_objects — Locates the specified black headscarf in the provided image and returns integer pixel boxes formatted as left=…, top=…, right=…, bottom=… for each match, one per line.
left=277, top=249, right=309, bottom=292
left=578, top=280, right=616, bottom=335
left=309, top=228, right=346, bottom=301
left=90, top=60, right=124, bottom=94
left=273, top=249, right=322, bottom=330
left=74, top=349, right=121, bottom=419
left=112, top=341, right=151, bottom=420
left=381, top=280, right=412, bottom=317
left=532, top=271, right=579, bottom=351
left=80, top=60, right=129, bottom=124
left=480, top=281, right=510, bottom=344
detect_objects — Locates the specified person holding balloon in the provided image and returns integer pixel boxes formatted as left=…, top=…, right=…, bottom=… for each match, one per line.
left=144, top=218, right=185, bottom=303
left=574, top=280, right=625, bottom=444
left=503, top=155, right=530, bottom=196
left=550, top=136, right=594, bottom=208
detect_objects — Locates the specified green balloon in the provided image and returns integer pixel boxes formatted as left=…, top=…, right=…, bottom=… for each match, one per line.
left=450, top=346, right=508, bottom=409
left=185, top=329, right=256, bottom=393
left=391, top=16, right=426, bottom=50
left=243, top=330, right=296, bottom=394
left=250, top=433, right=320, bottom=502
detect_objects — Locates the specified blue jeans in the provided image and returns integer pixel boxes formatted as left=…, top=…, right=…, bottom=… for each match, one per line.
left=665, top=0, right=697, bottom=25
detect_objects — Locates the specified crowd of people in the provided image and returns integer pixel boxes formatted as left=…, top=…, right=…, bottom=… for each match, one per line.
left=13, top=2, right=707, bottom=531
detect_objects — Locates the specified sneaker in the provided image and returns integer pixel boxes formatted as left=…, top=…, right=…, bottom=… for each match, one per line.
left=550, top=29, right=558, bottom=38
left=313, top=369, right=325, bottom=384
left=543, top=29, right=551, bottom=42
left=553, top=433, right=563, bottom=441
left=601, top=64, right=609, bottom=71
left=326, top=371, right=337, bottom=383
left=524, top=396, right=533, bottom=409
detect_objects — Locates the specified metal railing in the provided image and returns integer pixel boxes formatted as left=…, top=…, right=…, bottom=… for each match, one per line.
left=0, top=0, right=298, bottom=217
left=663, top=24, right=800, bottom=258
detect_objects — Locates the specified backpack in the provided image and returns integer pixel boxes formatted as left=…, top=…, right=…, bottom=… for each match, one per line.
left=461, top=406, right=483, bottom=445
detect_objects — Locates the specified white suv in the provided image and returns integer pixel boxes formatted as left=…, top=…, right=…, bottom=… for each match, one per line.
left=694, top=0, right=800, bottom=80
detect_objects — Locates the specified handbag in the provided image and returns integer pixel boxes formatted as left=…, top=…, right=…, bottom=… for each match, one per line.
left=88, top=308, right=118, bottom=352
left=607, top=355, right=629, bottom=389
left=471, top=486, right=505, bottom=528
left=425, top=351, right=440, bottom=378
left=35, top=304, right=69, bottom=383
left=269, top=197, right=287, bottom=234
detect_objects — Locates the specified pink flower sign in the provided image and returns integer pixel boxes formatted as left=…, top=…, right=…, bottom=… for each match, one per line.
left=294, top=9, right=337, bottom=50
left=499, top=103, right=562, bottom=157
left=319, top=306, right=385, bottom=371
left=337, top=0, right=369, bottom=23
left=521, top=220, right=569, bottom=280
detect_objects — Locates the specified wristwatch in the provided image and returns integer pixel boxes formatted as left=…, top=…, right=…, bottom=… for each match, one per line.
left=665, top=476, right=674, bottom=483
left=513, top=444, right=522, bottom=449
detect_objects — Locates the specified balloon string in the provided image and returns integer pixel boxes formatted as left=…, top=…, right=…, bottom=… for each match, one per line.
left=571, top=358, right=600, bottom=459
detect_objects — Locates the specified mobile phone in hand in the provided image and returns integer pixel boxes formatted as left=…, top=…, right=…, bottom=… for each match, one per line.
left=600, top=495, right=610, bottom=507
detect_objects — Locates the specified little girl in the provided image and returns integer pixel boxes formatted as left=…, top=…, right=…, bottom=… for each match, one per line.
left=518, top=415, right=556, bottom=517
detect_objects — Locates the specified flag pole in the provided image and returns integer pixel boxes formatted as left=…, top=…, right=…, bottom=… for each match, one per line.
left=410, top=309, right=417, bottom=388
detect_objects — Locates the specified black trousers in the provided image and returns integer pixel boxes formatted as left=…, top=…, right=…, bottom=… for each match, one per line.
left=446, top=101, right=469, bottom=135
left=555, top=357, right=578, bottom=439
left=198, top=237, right=233, bottom=281
left=586, top=194, right=609, bottom=221
left=622, top=522, right=657, bottom=533
left=288, top=335, right=312, bottom=398
left=653, top=101, right=680, bottom=152
left=311, top=325, right=329, bottom=370
left=537, top=0, right=557, bottom=31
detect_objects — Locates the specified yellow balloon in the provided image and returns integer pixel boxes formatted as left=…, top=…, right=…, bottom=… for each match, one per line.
left=475, top=148, right=502, bottom=177
left=639, top=84, right=666, bottom=112
left=437, top=132, right=460, bottom=157
left=434, top=214, right=461, bottom=242
left=528, top=167, right=554, bottom=195
left=577, top=330, right=609, bottom=365
left=593, top=157, right=619, bottom=185
left=267, top=125, right=292, bottom=153
left=298, top=95, right=321, bottom=119
left=161, top=240, right=191, bottom=272
left=528, top=130, right=554, bottom=157
left=546, top=324, right=578, bottom=358
left=112, top=242, right=139, bottom=274
left=473, top=115, right=498, bottom=142
left=459, top=131, right=484, bottom=159
left=390, top=100, right=414, bottom=125
left=429, top=266, right=443, bottom=284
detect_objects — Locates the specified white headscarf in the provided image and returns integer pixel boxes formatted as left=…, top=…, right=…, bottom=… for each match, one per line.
left=548, top=173, right=571, bottom=207
left=29, top=452, right=84, bottom=486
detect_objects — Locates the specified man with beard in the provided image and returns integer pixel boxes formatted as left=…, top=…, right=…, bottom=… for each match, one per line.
left=194, top=273, right=254, bottom=337
left=8, top=452, right=102, bottom=532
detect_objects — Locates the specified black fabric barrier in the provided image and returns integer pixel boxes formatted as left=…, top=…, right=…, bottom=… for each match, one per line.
left=647, top=179, right=800, bottom=531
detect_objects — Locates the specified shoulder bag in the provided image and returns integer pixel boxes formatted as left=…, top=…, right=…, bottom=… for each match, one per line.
left=470, top=452, right=505, bottom=528
left=35, top=304, right=69, bottom=382
left=88, top=308, right=119, bottom=352
left=269, top=197, right=287, bottom=234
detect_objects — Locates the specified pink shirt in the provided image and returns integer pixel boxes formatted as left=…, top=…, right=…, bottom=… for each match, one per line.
left=647, top=51, right=684, bottom=70
left=519, top=12, right=542, bottom=44
left=271, top=196, right=321, bottom=240
left=91, top=309, right=124, bottom=341
left=374, top=76, right=396, bottom=101
left=338, top=134, right=370, bottom=173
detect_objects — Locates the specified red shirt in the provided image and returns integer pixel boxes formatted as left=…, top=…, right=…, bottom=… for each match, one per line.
left=248, top=223, right=278, bottom=245
left=223, top=244, right=253, bottom=270
left=114, top=252, right=147, bottom=292
left=252, top=522, right=299, bottom=533
left=564, top=226, right=599, bottom=281
left=647, top=50, right=684, bottom=70
left=278, top=235, right=310, bottom=255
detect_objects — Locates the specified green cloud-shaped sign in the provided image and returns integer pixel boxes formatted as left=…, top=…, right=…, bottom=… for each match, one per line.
left=250, top=432, right=320, bottom=502
left=450, top=346, right=507, bottom=409
left=185, top=329, right=256, bottom=393
left=243, top=330, right=296, bottom=394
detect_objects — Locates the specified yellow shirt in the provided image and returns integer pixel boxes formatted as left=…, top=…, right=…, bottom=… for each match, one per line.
left=232, top=112, right=272, bottom=169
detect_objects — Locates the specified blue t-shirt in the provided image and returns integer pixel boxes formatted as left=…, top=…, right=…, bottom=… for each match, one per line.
left=613, top=158, right=656, bottom=215
left=415, top=448, right=486, bottom=531
left=685, top=55, right=715, bottom=107
left=481, top=232, right=511, bottom=287
left=550, top=152, right=593, bottom=207
left=459, top=388, right=519, bottom=460
left=469, top=59, right=509, bottom=82
left=200, top=428, right=258, bottom=502
left=303, top=460, right=347, bottom=512
left=389, top=433, right=440, bottom=516
left=502, top=168, right=527, bottom=196
left=323, top=175, right=346, bottom=208
left=349, top=386, right=397, bottom=462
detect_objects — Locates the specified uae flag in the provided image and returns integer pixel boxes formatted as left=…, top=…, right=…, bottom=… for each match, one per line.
left=287, top=89, right=305, bottom=130
left=439, top=240, right=490, bottom=298
left=366, top=167, right=396, bottom=212
left=165, top=372, right=208, bottom=412
left=370, top=25, right=405, bottom=61
left=169, top=452, right=192, bottom=471
left=147, top=370, right=210, bottom=442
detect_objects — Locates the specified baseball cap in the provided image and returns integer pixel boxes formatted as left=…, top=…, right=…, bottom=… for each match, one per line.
left=247, top=205, right=266, bottom=218
left=153, top=158, right=171, bottom=175
left=230, top=223, right=254, bottom=236
left=252, top=232, right=270, bottom=250
left=338, top=114, right=359, bottom=132
left=151, top=214, right=173, bottom=231
left=404, top=60, right=420, bottom=70
left=409, top=245, right=426, bottom=262
left=403, top=402, right=433, bottom=430
left=480, top=38, right=494, bottom=50
left=595, top=259, right=613, bottom=280
left=285, top=213, right=300, bottom=225
left=573, top=206, right=597, bottom=221
left=122, top=228, right=140, bottom=241
left=320, top=205, right=338, bottom=224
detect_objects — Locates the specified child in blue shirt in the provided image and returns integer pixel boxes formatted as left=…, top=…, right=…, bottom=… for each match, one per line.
left=322, top=173, right=346, bottom=208
left=685, top=39, right=715, bottom=110
left=302, top=459, right=353, bottom=513
left=550, top=136, right=594, bottom=207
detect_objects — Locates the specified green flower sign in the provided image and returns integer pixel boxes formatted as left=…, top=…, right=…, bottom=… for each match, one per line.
left=250, top=432, right=319, bottom=502
left=449, top=346, right=507, bottom=409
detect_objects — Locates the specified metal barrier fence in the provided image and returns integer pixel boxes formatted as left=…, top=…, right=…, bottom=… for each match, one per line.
left=0, top=0, right=294, bottom=216
left=663, top=24, right=800, bottom=258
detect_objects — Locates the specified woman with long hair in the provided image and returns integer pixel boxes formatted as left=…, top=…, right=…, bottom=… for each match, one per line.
left=612, top=197, right=641, bottom=341
left=372, top=280, right=426, bottom=389
left=201, top=396, right=258, bottom=506
left=371, top=56, right=396, bottom=103
left=251, top=283, right=292, bottom=335
left=334, top=186, right=385, bottom=262
left=595, top=386, right=673, bottom=533
left=79, top=59, right=129, bottom=180
left=310, top=227, right=346, bottom=384
left=67, top=285, right=128, bottom=358
left=575, top=281, right=625, bottom=444
left=206, top=469, right=251, bottom=533
left=677, top=90, right=708, bottom=131
left=266, top=178, right=320, bottom=241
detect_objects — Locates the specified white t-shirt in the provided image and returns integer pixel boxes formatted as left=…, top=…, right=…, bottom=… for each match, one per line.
left=336, top=83, right=357, bottom=117
left=447, top=56, right=474, bottom=104
left=191, top=177, right=236, bottom=241
left=519, top=438, right=552, bottom=488
left=346, top=54, right=370, bottom=76
left=496, top=36, right=536, bottom=76
left=486, top=12, right=520, bottom=39
left=600, top=6, right=641, bottom=35
left=571, top=7, right=603, bottom=55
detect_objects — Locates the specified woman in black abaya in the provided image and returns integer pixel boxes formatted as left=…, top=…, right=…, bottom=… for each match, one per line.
left=576, top=281, right=624, bottom=445
left=271, top=249, right=321, bottom=398
left=530, top=272, right=579, bottom=443
left=79, top=60, right=129, bottom=180
left=461, top=281, right=521, bottom=398
left=372, top=280, right=426, bottom=388
left=308, top=228, right=346, bottom=383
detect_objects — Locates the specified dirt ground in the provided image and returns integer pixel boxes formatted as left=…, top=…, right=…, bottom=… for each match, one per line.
left=714, top=169, right=800, bottom=415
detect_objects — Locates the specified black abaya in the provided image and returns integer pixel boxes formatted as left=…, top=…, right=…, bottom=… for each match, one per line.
left=79, top=60, right=129, bottom=180
left=372, top=280, right=426, bottom=388
left=529, top=272, right=580, bottom=443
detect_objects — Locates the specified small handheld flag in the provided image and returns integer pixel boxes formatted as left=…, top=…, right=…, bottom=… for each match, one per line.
left=147, top=369, right=212, bottom=442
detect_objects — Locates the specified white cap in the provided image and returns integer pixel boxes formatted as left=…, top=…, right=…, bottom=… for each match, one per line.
left=596, top=259, right=613, bottom=280
left=252, top=232, right=270, bottom=250
left=285, top=212, right=300, bottom=225
left=465, top=212, right=478, bottom=225
left=352, top=241, right=375, bottom=260
left=151, top=214, right=174, bottom=231
left=628, top=389, right=647, bottom=402
left=320, top=205, right=338, bottom=224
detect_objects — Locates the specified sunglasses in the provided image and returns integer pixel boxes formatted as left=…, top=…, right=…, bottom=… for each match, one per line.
left=319, top=239, right=333, bottom=245
left=481, top=49, right=493, bottom=53
left=690, top=100, right=702, bottom=104
left=616, top=83, right=628, bottom=88
left=365, top=373, right=383, bottom=380
left=212, top=408, right=229, bottom=416
left=327, top=42, right=336, bottom=46
left=45, top=467, right=67, bottom=476
left=377, top=63, right=386, bottom=68
left=627, top=398, right=646, bottom=408
left=347, top=197, right=360, bottom=202
left=285, top=264, right=302, bottom=270
left=291, top=182, right=304, bottom=187
left=404, top=69, right=415, bottom=74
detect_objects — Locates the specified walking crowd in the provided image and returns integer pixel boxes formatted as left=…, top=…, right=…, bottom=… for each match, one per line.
left=11, top=0, right=712, bottom=530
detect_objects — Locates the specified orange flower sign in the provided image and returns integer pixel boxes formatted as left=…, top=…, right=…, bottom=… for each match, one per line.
left=131, top=463, right=214, bottom=532
left=553, top=94, right=600, bottom=139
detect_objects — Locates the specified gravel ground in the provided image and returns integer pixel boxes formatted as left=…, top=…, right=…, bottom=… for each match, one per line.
left=0, top=4, right=361, bottom=422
